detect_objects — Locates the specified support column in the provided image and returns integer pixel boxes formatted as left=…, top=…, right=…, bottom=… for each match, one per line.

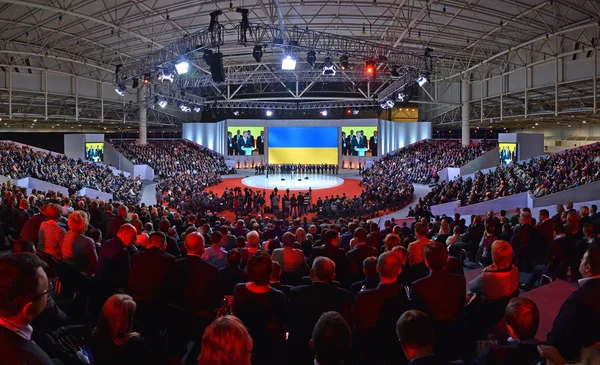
left=138, top=86, right=147, bottom=145
left=461, top=77, right=470, bottom=146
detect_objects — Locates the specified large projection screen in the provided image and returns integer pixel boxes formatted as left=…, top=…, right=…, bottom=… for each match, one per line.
left=269, top=126, right=338, bottom=164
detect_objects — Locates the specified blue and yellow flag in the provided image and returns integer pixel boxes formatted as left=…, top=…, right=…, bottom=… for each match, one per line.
left=268, top=126, right=338, bottom=164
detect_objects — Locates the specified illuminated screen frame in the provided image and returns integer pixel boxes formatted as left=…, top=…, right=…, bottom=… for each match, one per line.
left=85, top=142, right=104, bottom=163
left=498, top=142, right=518, bottom=165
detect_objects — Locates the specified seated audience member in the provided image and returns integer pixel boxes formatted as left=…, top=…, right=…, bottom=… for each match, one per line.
left=198, top=315, right=253, bottom=365
left=97, top=224, right=138, bottom=294
left=132, top=219, right=148, bottom=249
left=353, top=251, right=410, bottom=364
left=446, top=225, right=462, bottom=247
left=12, top=239, right=36, bottom=254
left=0, top=253, right=55, bottom=365
left=19, top=204, right=47, bottom=246
left=232, top=252, right=286, bottom=365
left=202, top=231, right=228, bottom=268
left=269, top=261, right=292, bottom=297
left=310, top=311, right=352, bottom=365
left=287, top=257, right=353, bottom=365
left=37, top=203, right=65, bottom=260
left=537, top=345, right=600, bottom=365
left=473, top=297, right=541, bottom=365
left=312, top=229, right=348, bottom=284
left=107, top=205, right=130, bottom=239
left=396, top=310, right=464, bottom=365
left=9, top=198, right=31, bottom=236
left=346, top=227, right=377, bottom=283
left=407, top=222, right=434, bottom=279
left=219, top=226, right=237, bottom=251
left=62, top=210, right=98, bottom=274
left=546, top=247, right=600, bottom=361
left=498, top=223, right=513, bottom=243
left=411, top=242, right=467, bottom=360
left=350, top=256, right=379, bottom=296
left=479, top=224, right=497, bottom=266
left=91, top=294, right=153, bottom=365
left=220, top=248, right=247, bottom=296
left=241, top=231, right=261, bottom=267
left=468, top=240, right=519, bottom=300
left=271, top=231, right=307, bottom=275
left=382, top=233, right=402, bottom=252
left=435, top=218, right=451, bottom=244
left=510, top=211, right=545, bottom=272
left=127, top=231, right=176, bottom=302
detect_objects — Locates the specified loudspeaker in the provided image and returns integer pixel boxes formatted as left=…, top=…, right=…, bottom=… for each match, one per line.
left=209, top=52, right=225, bottom=82
left=304, top=177, right=309, bottom=179
left=298, top=179, right=302, bottom=181
left=281, top=178, right=286, bottom=181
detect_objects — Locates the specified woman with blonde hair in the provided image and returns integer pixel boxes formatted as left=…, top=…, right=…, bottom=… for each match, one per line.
left=91, top=294, right=153, bottom=365
left=62, top=210, right=98, bottom=274
left=468, top=240, right=519, bottom=300
left=198, top=315, right=253, bottom=365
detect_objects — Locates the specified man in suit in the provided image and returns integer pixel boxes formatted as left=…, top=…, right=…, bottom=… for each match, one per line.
left=9, top=198, right=31, bottom=237
left=353, top=252, right=410, bottom=365
left=227, top=131, right=234, bottom=155
left=411, top=242, right=467, bottom=360
left=234, top=129, right=242, bottom=155
left=537, top=209, right=554, bottom=245
left=510, top=212, right=546, bottom=271
left=0, top=253, right=55, bottom=365
left=579, top=206, right=593, bottom=237
left=483, top=210, right=501, bottom=236
left=350, top=256, right=379, bottom=297
left=106, top=205, right=130, bottom=239
left=346, top=228, right=377, bottom=283
left=220, top=248, right=247, bottom=296
left=312, top=230, right=348, bottom=285
left=97, top=223, right=137, bottom=294
left=287, top=257, right=353, bottom=365
left=369, top=130, right=378, bottom=156
left=341, top=131, right=349, bottom=156
left=473, top=298, right=541, bottom=365
left=546, top=247, right=600, bottom=361
left=269, top=261, right=292, bottom=297
left=346, top=129, right=355, bottom=152
left=19, top=204, right=47, bottom=246
left=237, top=130, right=253, bottom=155
left=310, top=311, right=352, bottom=365
left=256, top=130, right=265, bottom=155
left=340, top=222, right=356, bottom=251
left=396, top=310, right=464, bottom=365
left=366, top=222, right=383, bottom=250
left=351, top=130, right=366, bottom=156
left=127, top=231, right=176, bottom=302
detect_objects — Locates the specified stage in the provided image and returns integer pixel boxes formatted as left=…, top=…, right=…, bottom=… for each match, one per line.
left=241, top=174, right=344, bottom=190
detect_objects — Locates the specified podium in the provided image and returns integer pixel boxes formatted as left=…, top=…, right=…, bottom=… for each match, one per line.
left=354, top=147, right=369, bottom=157
left=241, top=147, right=255, bottom=156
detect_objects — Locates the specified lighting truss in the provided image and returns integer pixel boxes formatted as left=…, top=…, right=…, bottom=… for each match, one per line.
left=206, top=99, right=379, bottom=110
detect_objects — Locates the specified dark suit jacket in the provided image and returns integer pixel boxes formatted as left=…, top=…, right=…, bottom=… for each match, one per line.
left=346, top=244, right=377, bottom=282
left=128, top=247, right=176, bottom=301
left=220, top=265, right=248, bottom=296
left=510, top=224, right=545, bottom=260
left=537, top=219, right=555, bottom=245
left=546, top=277, right=600, bottom=360
left=446, top=256, right=464, bottom=276
left=369, top=136, right=378, bottom=155
left=287, top=282, right=353, bottom=361
left=164, top=255, right=222, bottom=314
left=411, top=270, right=466, bottom=322
left=19, top=213, right=47, bottom=245
left=350, top=276, right=380, bottom=297
left=472, top=340, right=540, bottom=365
left=366, top=231, right=382, bottom=249
left=311, top=243, right=348, bottom=283
left=9, top=208, right=30, bottom=235
left=0, top=325, right=54, bottom=365
left=97, top=236, right=133, bottom=292
left=106, top=216, right=130, bottom=239
left=269, top=282, right=292, bottom=297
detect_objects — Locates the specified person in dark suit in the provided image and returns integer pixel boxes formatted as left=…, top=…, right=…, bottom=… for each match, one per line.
left=19, top=205, right=47, bottom=246
left=366, top=222, right=383, bottom=250
left=269, top=261, right=292, bottom=297
left=127, top=231, right=176, bottom=302
left=256, top=130, right=265, bottom=155
left=8, top=198, right=31, bottom=237
left=353, top=252, right=410, bottom=365
left=312, top=230, right=349, bottom=285
left=287, top=257, right=353, bottom=365
left=411, top=242, right=467, bottom=361
left=369, top=130, right=378, bottom=157
left=238, top=130, right=254, bottom=155
left=396, top=310, right=464, bottom=365
left=341, top=131, right=349, bottom=156
left=310, top=311, right=352, bottom=365
left=346, top=228, right=377, bottom=283
left=220, top=248, right=247, bottom=296
left=537, top=209, right=554, bottom=245
left=350, top=256, right=379, bottom=297
left=227, top=131, right=234, bottom=155
left=579, top=206, right=593, bottom=237
left=106, top=205, right=130, bottom=239
left=546, top=247, right=600, bottom=361
left=97, top=224, right=137, bottom=294
left=0, top=253, right=55, bottom=365
left=510, top=212, right=546, bottom=271
left=351, top=130, right=366, bottom=156
left=473, top=297, right=541, bottom=365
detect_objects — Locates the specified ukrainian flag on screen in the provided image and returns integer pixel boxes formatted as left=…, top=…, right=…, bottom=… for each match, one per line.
left=268, top=126, right=338, bottom=164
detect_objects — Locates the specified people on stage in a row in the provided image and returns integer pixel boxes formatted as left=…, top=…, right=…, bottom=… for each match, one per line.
left=256, top=164, right=339, bottom=175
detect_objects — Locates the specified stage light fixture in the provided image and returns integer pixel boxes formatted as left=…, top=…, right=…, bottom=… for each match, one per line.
left=193, top=106, right=202, bottom=113
left=265, top=110, right=273, bottom=117
left=322, top=57, right=336, bottom=75
left=365, top=60, right=376, bottom=76
left=252, top=45, right=263, bottom=62
left=157, top=99, right=168, bottom=108
left=115, top=84, right=125, bottom=96
left=353, top=110, right=359, bottom=115
left=416, top=74, right=429, bottom=87
left=282, top=54, right=296, bottom=70
left=143, top=73, right=151, bottom=84
left=131, top=78, right=139, bottom=89
left=233, top=111, right=240, bottom=116
left=320, top=110, right=328, bottom=116
left=306, top=50, right=316, bottom=68
left=380, top=99, right=395, bottom=109
left=175, top=59, right=189, bottom=75
left=397, top=91, right=407, bottom=102
left=340, top=55, right=349, bottom=70
left=157, top=69, right=174, bottom=83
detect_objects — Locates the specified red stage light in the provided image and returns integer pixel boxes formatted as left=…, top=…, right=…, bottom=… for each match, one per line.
left=347, top=109, right=352, bottom=114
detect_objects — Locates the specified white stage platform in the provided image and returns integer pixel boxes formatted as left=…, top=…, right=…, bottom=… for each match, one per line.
left=241, top=174, right=344, bottom=190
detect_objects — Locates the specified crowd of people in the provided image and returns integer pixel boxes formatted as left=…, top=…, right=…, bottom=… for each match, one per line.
left=1, top=177, right=599, bottom=365
left=422, top=142, right=600, bottom=207
left=255, top=164, right=340, bottom=176
left=0, top=142, right=142, bottom=205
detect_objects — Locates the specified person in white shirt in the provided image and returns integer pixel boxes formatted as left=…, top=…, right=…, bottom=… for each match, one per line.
left=446, top=226, right=462, bottom=247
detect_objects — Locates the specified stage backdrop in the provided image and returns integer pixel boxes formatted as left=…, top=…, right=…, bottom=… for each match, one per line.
left=268, top=126, right=338, bottom=164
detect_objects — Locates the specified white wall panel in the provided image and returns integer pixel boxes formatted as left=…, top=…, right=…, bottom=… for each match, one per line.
left=378, top=120, right=432, bottom=155
left=12, top=73, right=39, bottom=92
left=78, top=78, right=98, bottom=98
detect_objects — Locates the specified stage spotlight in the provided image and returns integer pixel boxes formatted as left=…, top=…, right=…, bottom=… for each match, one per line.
left=179, top=103, right=191, bottom=112
left=320, top=110, right=328, bottom=116
left=380, top=99, right=395, bottom=109
left=352, top=109, right=359, bottom=115
left=131, top=78, right=139, bottom=89
left=233, top=111, right=240, bottom=116
left=397, top=91, right=407, bottom=102
left=157, top=99, right=168, bottom=108
left=193, top=106, right=202, bottom=113
left=340, top=55, right=349, bottom=70
left=175, top=59, right=189, bottom=75
left=306, top=50, right=316, bottom=68
left=157, top=68, right=174, bottom=83
left=416, top=74, right=430, bottom=86
left=282, top=54, right=296, bottom=70
left=322, top=57, right=336, bottom=75
left=347, top=109, right=352, bottom=114
left=365, top=60, right=376, bottom=76
left=252, top=45, right=263, bottom=62
left=143, top=73, right=151, bottom=84
left=265, top=110, right=273, bottom=117
left=115, top=84, right=125, bottom=96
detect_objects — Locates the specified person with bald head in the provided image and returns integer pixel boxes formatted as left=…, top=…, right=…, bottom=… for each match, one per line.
left=97, top=223, right=138, bottom=294
left=106, top=204, right=131, bottom=239
left=287, top=257, right=353, bottom=365
left=353, top=251, right=410, bottom=364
